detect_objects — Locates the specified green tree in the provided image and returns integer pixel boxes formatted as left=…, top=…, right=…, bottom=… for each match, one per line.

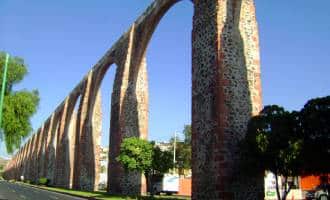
left=147, top=143, right=173, bottom=194
left=116, top=137, right=153, bottom=194
left=0, top=52, right=39, bottom=153
left=149, top=145, right=173, bottom=176
left=170, top=125, right=192, bottom=174
left=116, top=137, right=153, bottom=173
left=242, top=105, right=303, bottom=200
left=300, top=96, right=330, bottom=175
left=183, top=125, right=191, bottom=145
left=117, top=138, right=174, bottom=195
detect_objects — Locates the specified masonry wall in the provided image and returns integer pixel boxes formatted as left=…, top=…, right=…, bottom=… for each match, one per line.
left=3, top=1, right=264, bottom=199
left=108, top=27, right=149, bottom=195
left=191, top=0, right=263, bottom=199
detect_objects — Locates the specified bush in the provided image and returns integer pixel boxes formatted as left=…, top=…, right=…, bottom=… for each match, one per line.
left=38, top=177, right=49, bottom=186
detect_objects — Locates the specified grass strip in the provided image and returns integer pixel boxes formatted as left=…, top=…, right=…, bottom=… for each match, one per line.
left=17, top=181, right=190, bottom=200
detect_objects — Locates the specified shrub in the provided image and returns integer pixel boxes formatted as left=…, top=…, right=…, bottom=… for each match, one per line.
left=38, top=177, right=49, bottom=186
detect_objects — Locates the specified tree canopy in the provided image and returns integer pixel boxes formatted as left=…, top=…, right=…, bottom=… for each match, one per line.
left=0, top=52, right=39, bottom=153
left=243, top=105, right=303, bottom=200
left=242, top=95, right=330, bottom=200
left=169, top=125, right=191, bottom=174
left=300, top=96, right=330, bottom=174
left=150, top=144, right=173, bottom=176
left=116, top=137, right=153, bottom=173
left=117, top=137, right=173, bottom=194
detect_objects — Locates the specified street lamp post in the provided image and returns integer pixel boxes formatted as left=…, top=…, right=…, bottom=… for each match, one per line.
left=0, top=53, right=9, bottom=131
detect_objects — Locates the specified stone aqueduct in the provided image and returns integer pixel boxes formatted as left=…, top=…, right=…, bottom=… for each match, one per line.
left=4, top=0, right=263, bottom=199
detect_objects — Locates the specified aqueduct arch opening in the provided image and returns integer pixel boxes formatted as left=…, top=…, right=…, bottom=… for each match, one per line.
left=4, top=0, right=263, bottom=199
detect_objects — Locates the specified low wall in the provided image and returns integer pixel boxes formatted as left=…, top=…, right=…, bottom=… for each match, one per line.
left=178, top=177, right=191, bottom=196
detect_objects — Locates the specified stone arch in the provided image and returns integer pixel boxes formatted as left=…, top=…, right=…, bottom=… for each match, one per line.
left=72, top=71, right=104, bottom=191
left=3, top=0, right=264, bottom=198
left=107, top=0, right=195, bottom=195
left=45, top=106, right=63, bottom=185
left=54, top=87, right=82, bottom=188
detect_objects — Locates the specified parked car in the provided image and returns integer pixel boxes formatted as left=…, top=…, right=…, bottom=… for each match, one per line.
left=305, top=184, right=329, bottom=200
left=315, top=184, right=329, bottom=200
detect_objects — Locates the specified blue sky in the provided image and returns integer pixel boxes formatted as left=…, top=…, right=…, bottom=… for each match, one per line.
left=0, top=0, right=329, bottom=158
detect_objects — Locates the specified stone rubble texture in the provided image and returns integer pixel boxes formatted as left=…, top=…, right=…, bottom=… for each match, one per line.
left=3, top=0, right=263, bottom=199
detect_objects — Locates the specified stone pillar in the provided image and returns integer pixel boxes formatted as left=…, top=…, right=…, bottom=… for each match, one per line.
left=18, top=148, right=24, bottom=179
left=28, top=134, right=37, bottom=182
left=54, top=99, right=68, bottom=187
left=22, top=142, right=28, bottom=179
left=191, top=0, right=263, bottom=199
left=25, top=139, right=32, bottom=180
left=18, top=146, right=24, bottom=179
left=39, top=123, right=48, bottom=179
left=18, top=147, right=23, bottom=179
left=108, top=26, right=149, bottom=195
left=13, top=154, right=18, bottom=179
left=54, top=95, right=79, bottom=188
left=45, top=113, right=59, bottom=185
left=93, top=91, right=102, bottom=191
left=35, top=126, right=45, bottom=181
left=68, top=111, right=77, bottom=188
left=73, top=72, right=102, bottom=191
left=43, top=115, right=53, bottom=178
left=14, top=150, right=20, bottom=179
left=33, top=131, right=42, bottom=182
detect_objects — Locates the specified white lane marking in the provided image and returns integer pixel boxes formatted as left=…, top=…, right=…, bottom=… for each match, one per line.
left=19, top=194, right=27, bottom=199
left=50, top=196, right=59, bottom=199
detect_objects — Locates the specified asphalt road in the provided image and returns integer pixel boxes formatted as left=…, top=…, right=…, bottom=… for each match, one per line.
left=0, top=180, right=86, bottom=200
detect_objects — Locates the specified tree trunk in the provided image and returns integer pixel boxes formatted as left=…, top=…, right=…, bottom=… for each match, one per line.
left=281, top=176, right=292, bottom=200
left=145, top=172, right=156, bottom=197
left=275, top=172, right=281, bottom=200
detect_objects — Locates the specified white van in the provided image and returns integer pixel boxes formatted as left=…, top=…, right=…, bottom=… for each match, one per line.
left=153, top=174, right=179, bottom=195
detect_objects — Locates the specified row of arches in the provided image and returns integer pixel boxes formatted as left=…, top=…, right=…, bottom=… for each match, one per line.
left=3, top=0, right=184, bottom=193
left=4, top=0, right=264, bottom=199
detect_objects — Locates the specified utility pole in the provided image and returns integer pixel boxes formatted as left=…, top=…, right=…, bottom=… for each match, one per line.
left=173, top=131, right=176, bottom=165
left=0, top=53, right=9, bottom=130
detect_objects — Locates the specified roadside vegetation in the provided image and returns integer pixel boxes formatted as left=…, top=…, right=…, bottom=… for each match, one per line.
left=14, top=180, right=189, bottom=200
left=241, top=95, right=330, bottom=200
left=0, top=52, right=40, bottom=153
left=117, top=137, right=174, bottom=195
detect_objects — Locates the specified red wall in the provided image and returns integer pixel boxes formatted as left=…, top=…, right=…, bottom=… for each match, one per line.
left=301, top=175, right=330, bottom=190
left=178, top=177, right=191, bottom=196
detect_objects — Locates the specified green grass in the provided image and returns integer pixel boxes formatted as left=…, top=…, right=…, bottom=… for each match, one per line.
left=22, top=183, right=190, bottom=200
